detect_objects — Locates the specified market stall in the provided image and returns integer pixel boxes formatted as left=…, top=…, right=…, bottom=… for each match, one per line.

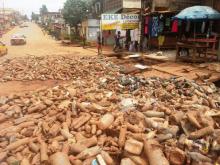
left=174, top=6, right=220, bottom=62
left=101, top=13, right=140, bottom=51
left=144, top=11, right=179, bottom=49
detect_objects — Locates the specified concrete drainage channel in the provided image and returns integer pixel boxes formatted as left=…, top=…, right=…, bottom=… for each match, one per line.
left=214, top=80, right=220, bottom=88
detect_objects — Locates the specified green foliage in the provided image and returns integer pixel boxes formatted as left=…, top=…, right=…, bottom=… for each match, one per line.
left=69, top=31, right=83, bottom=43
left=63, top=0, right=89, bottom=27
left=31, top=12, right=39, bottom=21
left=40, top=4, right=48, bottom=15
left=62, top=32, right=70, bottom=40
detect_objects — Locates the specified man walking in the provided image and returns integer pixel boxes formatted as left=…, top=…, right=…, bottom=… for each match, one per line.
left=113, top=31, right=122, bottom=52
left=97, top=32, right=102, bottom=55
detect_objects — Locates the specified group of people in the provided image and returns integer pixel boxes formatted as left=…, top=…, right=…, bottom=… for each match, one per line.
left=97, top=31, right=136, bottom=55
left=97, top=31, right=123, bottom=55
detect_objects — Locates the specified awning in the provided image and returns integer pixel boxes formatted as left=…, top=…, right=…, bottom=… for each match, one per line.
left=103, top=7, right=122, bottom=14
left=174, top=6, right=220, bottom=20
left=124, top=9, right=140, bottom=14
left=144, top=10, right=177, bottom=16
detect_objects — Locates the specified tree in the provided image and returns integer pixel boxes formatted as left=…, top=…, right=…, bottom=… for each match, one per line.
left=31, top=12, right=39, bottom=21
left=40, top=4, right=48, bottom=15
left=63, top=0, right=89, bottom=28
left=23, top=15, right=28, bottom=20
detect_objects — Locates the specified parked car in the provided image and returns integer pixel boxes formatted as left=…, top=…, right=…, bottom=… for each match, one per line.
left=19, top=23, right=28, bottom=28
left=0, top=41, right=8, bottom=56
left=11, top=34, right=26, bottom=45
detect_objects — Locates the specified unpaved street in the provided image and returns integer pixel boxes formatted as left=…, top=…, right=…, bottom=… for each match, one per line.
left=0, top=21, right=220, bottom=165
left=1, top=23, right=220, bottom=96
left=1, top=22, right=98, bottom=58
left=0, top=22, right=99, bottom=95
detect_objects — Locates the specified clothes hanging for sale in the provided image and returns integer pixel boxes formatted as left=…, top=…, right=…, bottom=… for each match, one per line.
left=151, top=16, right=159, bottom=37
left=165, top=18, right=171, bottom=27
left=145, top=16, right=150, bottom=34
left=130, top=30, right=135, bottom=42
left=144, top=26, right=148, bottom=34
left=159, top=21, right=164, bottom=33
left=201, top=22, right=206, bottom=33
left=134, top=28, right=139, bottom=41
left=158, top=35, right=165, bottom=46
left=172, top=20, right=178, bottom=33
left=145, top=16, right=150, bottom=24
left=130, top=29, right=138, bottom=42
left=186, top=21, right=191, bottom=32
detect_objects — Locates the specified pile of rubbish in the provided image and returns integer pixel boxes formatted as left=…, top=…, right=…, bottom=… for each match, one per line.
left=0, top=56, right=220, bottom=165
left=0, top=56, right=118, bottom=82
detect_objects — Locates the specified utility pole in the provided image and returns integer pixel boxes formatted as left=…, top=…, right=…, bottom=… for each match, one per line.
left=139, top=0, right=144, bottom=53
left=2, top=0, right=5, bottom=31
left=3, top=0, right=4, bottom=19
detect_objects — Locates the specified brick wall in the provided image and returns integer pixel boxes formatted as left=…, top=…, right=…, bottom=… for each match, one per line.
left=103, top=0, right=123, bottom=12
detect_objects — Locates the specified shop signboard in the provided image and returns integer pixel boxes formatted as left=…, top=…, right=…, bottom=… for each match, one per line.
left=101, top=14, right=139, bottom=30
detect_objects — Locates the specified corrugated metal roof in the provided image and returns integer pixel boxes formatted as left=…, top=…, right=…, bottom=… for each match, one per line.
left=103, top=7, right=122, bottom=14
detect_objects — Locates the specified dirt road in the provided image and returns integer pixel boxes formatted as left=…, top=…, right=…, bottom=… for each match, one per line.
left=2, top=22, right=218, bottom=96
left=0, top=22, right=101, bottom=95
left=1, top=22, right=98, bottom=58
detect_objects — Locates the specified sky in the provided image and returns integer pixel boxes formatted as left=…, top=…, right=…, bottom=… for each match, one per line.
left=2, top=0, right=66, bottom=17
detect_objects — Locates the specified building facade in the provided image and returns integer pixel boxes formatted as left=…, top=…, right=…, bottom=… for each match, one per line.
left=81, top=19, right=100, bottom=42
left=103, top=0, right=141, bottom=13
left=203, top=0, right=220, bottom=11
left=0, top=8, right=21, bottom=32
left=91, top=0, right=103, bottom=18
left=78, top=0, right=104, bottom=42
left=40, top=11, right=65, bottom=40
left=146, top=0, right=202, bottom=12
left=41, top=11, right=64, bottom=26
left=104, top=0, right=122, bottom=12
left=203, top=0, right=220, bottom=33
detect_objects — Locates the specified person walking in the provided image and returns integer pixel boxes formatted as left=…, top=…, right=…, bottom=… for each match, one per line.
left=82, top=34, right=86, bottom=49
left=97, top=32, right=102, bottom=55
left=113, top=31, right=122, bottom=52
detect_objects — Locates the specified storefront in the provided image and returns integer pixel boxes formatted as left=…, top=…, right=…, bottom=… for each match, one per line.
left=101, top=13, right=140, bottom=49
left=144, top=11, right=179, bottom=49
left=81, top=19, right=100, bottom=42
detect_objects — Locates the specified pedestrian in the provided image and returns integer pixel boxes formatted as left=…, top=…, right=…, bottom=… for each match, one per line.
left=82, top=34, right=86, bottom=49
left=97, top=32, right=102, bottom=55
left=113, top=31, right=122, bottom=52
left=134, top=41, right=139, bottom=52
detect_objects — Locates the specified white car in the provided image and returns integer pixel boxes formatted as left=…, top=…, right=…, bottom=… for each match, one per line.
left=19, top=23, right=28, bottom=28
left=11, top=34, right=26, bottom=45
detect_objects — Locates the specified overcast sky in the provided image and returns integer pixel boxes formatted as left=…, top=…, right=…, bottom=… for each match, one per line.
left=2, top=0, right=66, bottom=16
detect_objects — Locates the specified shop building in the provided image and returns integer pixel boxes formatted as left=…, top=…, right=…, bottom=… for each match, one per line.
left=144, top=0, right=203, bottom=49
left=0, top=8, right=20, bottom=32
left=79, top=0, right=103, bottom=43
left=101, top=0, right=141, bottom=47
